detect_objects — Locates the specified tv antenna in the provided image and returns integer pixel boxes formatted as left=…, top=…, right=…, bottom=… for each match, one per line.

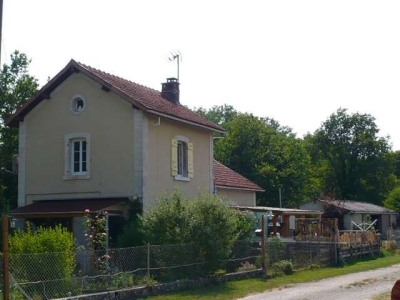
left=168, top=51, right=182, bottom=81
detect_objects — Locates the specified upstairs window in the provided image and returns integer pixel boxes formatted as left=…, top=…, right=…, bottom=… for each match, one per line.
left=171, top=136, right=193, bottom=180
left=177, top=141, right=188, bottom=177
left=64, top=133, right=91, bottom=180
left=71, top=139, right=87, bottom=175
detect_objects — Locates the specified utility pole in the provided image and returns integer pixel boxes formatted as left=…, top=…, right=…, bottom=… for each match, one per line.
left=279, top=188, right=282, bottom=208
left=0, top=0, right=3, bottom=66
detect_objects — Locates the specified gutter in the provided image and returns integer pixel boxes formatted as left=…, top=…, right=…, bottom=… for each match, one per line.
left=215, top=185, right=265, bottom=192
left=147, top=110, right=225, bottom=134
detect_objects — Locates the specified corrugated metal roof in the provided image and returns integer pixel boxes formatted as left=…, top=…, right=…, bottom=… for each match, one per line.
left=319, top=199, right=397, bottom=214
left=231, top=205, right=323, bottom=215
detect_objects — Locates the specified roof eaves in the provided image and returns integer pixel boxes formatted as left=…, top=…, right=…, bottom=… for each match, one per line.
left=6, top=59, right=225, bottom=132
left=147, top=110, right=225, bottom=133
left=73, top=61, right=150, bottom=112
left=216, top=184, right=265, bottom=192
left=6, top=60, right=79, bottom=127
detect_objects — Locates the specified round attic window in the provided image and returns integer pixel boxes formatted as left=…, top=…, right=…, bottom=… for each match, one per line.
left=70, top=95, right=85, bottom=115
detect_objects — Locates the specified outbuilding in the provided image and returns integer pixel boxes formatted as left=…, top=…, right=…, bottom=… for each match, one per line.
left=299, top=199, right=398, bottom=239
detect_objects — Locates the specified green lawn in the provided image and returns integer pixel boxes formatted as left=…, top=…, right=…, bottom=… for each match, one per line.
left=144, top=254, right=400, bottom=300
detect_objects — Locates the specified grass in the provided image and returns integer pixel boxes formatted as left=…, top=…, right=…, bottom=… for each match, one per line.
left=144, top=254, right=400, bottom=300
left=371, top=292, right=391, bottom=300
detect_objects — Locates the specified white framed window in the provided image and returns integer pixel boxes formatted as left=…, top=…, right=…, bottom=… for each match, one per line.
left=70, top=95, right=85, bottom=115
left=171, top=135, right=193, bottom=181
left=64, top=133, right=91, bottom=180
left=71, top=139, right=87, bottom=175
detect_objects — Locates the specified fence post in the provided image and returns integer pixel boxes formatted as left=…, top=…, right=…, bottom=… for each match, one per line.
left=334, top=220, right=339, bottom=265
left=2, top=215, right=10, bottom=300
left=147, top=243, right=150, bottom=285
left=261, top=215, right=267, bottom=275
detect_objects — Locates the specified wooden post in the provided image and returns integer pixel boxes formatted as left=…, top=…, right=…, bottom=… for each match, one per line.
left=334, top=218, right=338, bottom=265
left=147, top=243, right=150, bottom=285
left=261, top=215, right=266, bottom=275
left=2, top=215, right=10, bottom=300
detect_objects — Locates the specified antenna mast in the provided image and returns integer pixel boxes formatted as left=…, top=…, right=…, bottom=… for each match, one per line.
left=168, top=51, right=182, bottom=81
left=0, top=0, right=3, bottom=66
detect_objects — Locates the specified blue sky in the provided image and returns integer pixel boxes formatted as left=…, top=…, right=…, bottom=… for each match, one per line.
left=3, top=0, right=400, bottom=149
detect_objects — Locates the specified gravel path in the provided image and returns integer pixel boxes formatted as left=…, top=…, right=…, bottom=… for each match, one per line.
left=240, top=264, right=400, bottom=300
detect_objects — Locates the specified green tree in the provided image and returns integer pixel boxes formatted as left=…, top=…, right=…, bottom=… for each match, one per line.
left=0, top=51, right=38, bottom=212
left=215, top=113, right=313, bottom=207
left=194, top=104, right=237, bottom=127
left=384, top=186, right=400, bottom=211
left=308, top=108, right=396, bottom=204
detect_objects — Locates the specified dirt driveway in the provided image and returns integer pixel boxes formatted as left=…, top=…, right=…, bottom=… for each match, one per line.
left=240, top=264, right=400, bottom=300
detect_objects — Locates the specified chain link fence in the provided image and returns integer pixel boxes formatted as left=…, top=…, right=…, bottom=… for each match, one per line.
left=387, top=229, right=400, bottom=247
left=4, top=237, right=378, bottom=299
left=8, top=240, right=261, bottom=299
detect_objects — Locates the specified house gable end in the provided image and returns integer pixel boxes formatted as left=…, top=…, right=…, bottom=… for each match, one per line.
left=7, top=60, right=225, bottom=133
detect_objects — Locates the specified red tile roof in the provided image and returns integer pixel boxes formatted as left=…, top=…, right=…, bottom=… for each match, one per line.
left=6, top=60, right=225, bottom=132
left=214, top=161, right=264, bottom=192
left=11, top=198, right=129, bottom=215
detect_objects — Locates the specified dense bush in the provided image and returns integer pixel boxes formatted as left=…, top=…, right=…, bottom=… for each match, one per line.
left=273, top=259, right=293, bottom=275
left=9, top=224, right=76, bottom=281
left=268, top=237, right=287, bottom=265
left=118, top=198, right=144, bottom=247
left=140, top=191, right=255, bottom=274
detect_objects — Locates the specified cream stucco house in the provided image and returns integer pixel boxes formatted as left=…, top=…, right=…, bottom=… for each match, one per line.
left=7, top=59, right=262, bottom=241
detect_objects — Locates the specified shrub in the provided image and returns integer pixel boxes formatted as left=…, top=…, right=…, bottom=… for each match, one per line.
left=9, top=224, right=76, bottom=297
left=273, top=260, right=293, bottom=275
left=118, top=198, right=144, bottom=247
left=268, top=237, right=286, bottom=265
left=140, top=190, right=255, bottom=275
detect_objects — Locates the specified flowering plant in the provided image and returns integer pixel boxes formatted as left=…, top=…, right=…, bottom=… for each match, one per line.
left=82, top=209, right=109, bottom=272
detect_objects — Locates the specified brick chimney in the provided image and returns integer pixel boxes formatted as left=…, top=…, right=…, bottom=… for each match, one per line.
left=161, top=78, right=180, bottom=105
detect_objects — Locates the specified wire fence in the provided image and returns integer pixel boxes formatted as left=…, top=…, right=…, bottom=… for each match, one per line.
left=7, top=240, right=261, bottom=299
left=387, top=229, right=400, bottom=247
left=2, top=236, right=380, bottom=299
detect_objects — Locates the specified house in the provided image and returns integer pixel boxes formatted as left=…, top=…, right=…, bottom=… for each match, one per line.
left=299, top=199, right=397, bottom=238
left=213, top=160, right=264, bottom=206
left=212, top=161, right=324, bottom=238
left=7, top=59, right=263, bottom=243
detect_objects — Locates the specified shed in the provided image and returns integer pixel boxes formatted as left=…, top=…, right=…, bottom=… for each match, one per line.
left=299, top=200, right=398, bottom=239
left=232, top=205, right=323, bottom=238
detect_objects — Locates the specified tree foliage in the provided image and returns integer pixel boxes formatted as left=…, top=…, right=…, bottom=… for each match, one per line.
left=214, top=113, right=312, bottom=207
left=195, top=104, right=237, bottom=127
left=307, top=108, right=396, bottom=204
left=0, top=51, right=38, bottom=212
left=384, top=186, right=400, bottom=211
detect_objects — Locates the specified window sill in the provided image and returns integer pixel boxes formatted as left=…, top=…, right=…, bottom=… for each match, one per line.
left=174, top=175, right=190, bottom=182
left=63, top=174, right=91, bottom=181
